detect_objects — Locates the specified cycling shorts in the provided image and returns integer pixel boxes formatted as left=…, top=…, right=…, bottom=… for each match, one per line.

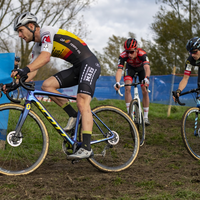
left=124, top=64, right=145, bottom=83
left=54, top=56, right=101, bottom=97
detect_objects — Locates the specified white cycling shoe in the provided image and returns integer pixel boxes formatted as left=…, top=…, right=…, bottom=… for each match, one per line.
left=67, top=148, right=94, bottom=159
left=63, top=117, right=77, bottom=131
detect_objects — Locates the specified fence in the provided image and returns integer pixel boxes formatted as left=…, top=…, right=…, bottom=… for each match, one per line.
left=13, top=74, right=199, bottom=107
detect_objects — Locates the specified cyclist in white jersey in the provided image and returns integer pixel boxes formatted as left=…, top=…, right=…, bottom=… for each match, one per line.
left=5, top=12, right=101, bottom=159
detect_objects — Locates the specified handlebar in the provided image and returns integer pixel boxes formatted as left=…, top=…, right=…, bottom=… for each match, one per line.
left=172, top=88, right=200, bottom=106
left=0, top=76, right=35, bottom=103
left=116, top=83, right=151, bottom=97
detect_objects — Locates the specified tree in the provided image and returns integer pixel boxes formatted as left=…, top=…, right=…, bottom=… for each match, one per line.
left=0, top=0, right=96, bottom=80
left=94, top=32, right=136, bottom=76
left=145, top=0, right=200, bottom=75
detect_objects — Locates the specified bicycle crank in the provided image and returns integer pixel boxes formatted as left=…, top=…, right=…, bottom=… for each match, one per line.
left=7, top=131, right=23, bottom=147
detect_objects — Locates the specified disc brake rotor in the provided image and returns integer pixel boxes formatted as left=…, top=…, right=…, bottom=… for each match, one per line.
left=107, top=131, right=119, bottom=145
left=7, top=131, right=23, bottom=147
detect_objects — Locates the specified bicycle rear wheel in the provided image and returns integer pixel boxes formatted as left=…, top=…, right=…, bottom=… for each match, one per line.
left=0, top=103, right=49, bottom=175
left=88, top=105, right=140, bottom=172
left=181, top=107, right=200, bottom=160
left=129, top=99, right=145, bottom=146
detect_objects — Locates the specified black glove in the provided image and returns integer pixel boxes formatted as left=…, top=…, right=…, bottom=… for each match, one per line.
left=5, top=82, right=19, bottom=91
left=173, top=89, right=181, bottom=99
left=15, top=66, right=30, bottom=77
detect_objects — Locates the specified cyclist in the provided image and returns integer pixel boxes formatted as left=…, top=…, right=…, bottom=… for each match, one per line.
left=5, top=12, right=101, bottom=159
left=173, top=37, right=200, bottom=101
left=14, top=56, right=20, bottom=70
left=114, top=38, right=151, bottom=125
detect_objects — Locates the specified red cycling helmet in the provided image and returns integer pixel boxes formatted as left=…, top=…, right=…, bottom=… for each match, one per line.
left=124, top=38, right=137, bottom=50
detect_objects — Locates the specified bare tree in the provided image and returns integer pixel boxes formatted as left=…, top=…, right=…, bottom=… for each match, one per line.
left=0, top=0, right=96, bottom=79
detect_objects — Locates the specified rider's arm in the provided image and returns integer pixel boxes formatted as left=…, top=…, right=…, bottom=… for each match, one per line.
left=27, top=51, right=51, bottom=72
left=114, top=68, right=123, bottom=91
left=177, top=74, right=190, bottom=91
left=144, top=64, right=151, bottom=77
left=115, top=68, right=123, bottom=83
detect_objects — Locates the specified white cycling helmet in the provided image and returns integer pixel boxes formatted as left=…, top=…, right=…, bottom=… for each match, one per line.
left=14, top=12, right=37, bottom=31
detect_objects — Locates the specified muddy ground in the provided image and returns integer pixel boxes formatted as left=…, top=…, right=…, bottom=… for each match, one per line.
left=1, top=117, right=200, bottom=200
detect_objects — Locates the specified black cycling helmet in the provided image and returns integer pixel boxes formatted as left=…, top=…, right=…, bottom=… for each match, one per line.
left=186, top=37, right=200, bottom=53
left=124, top=38, right=137, bottom=50
left=15, top=56, right=20, bottom=62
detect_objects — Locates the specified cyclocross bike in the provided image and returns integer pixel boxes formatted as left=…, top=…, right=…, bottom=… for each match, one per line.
left=173, top=87, right=200, bottom=160
left=117, top=72, right=149, bottom=146
left=0, top=77, right=140, bottom=176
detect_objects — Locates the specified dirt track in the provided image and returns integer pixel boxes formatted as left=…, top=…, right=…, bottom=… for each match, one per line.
left=1, top=117, right=200, bottom=200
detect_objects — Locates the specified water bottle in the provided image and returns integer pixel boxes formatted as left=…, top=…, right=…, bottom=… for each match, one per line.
left=197, top=98, right=200, bottom=108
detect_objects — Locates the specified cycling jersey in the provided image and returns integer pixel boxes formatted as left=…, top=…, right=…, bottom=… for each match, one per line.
left=118, top=48, right=150, bottom=69
left=184, top=55, right=200, bottom=76
left=31, top=26, right=101, bottom=97
left=31, top=26, right=94, bottom=65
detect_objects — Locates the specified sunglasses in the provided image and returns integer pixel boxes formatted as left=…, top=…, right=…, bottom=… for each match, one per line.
left=190, top=50, right=198, bottom=55
left=126, top=50, right=136, bottom=54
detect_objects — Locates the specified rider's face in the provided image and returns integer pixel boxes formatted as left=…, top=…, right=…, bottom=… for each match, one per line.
left=190, top=49, right=200, bottom=60
left=126, top=48, right=137, bottom=59
left=17, top=25, right=33, bottom=43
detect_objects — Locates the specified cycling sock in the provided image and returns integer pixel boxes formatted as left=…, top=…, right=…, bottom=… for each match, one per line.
left=126, top=103, right=130, bottom=114
left=143, top=107, right=149, bottom=119
left=81, top=131, right=92, bottom=151
left=62, top=102, right=77, bottom=117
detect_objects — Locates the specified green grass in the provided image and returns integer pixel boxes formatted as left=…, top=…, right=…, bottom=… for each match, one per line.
left=27, top=99, right=187, bottom=152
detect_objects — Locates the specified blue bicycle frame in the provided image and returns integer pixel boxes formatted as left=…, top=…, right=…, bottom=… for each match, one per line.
left=15, top=89, right=115, bottom=148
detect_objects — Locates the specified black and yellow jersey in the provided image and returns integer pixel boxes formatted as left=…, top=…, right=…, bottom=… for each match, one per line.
left=31, top=26, right=93, bottom=65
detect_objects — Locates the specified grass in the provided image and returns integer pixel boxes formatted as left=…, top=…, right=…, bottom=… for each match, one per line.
left=1, top=98, right=195, bottom=200
left=25, top=98, right=188, bottom=153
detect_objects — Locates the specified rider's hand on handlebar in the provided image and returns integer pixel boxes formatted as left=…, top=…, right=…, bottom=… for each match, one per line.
left=11, top=66, right=30, bottom=79
left=172, top=89, right=181, bottom=102
left=2, top=82, right=19, bottom=94
left=114, top=82, right=120, bottom=91
left=143, top=76, right=150, bottom=86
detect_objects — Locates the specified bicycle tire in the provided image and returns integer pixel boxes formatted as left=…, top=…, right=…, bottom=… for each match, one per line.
left=129, top=99, right=145, bottom=146
left=0, top=103, right=49, bottom=175
left=88, top=105, right=140, bottom=172
left=181, top=107, right=200, bottom=160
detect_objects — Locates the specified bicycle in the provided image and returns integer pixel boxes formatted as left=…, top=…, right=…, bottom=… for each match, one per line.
left=0, top=77, right=140, bottom=175
left=117, top=72, right=149, bottom=146
left=173, top=88, right=200, bottom=160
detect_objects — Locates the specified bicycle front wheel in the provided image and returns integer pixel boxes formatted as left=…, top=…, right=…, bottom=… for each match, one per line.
left=0, top=103, right=49, bottom=175
left=181, top=107, right=200, bottom=160
left=88, top=105, right=140, bottom=172
left=129, top=99, right=145, bottom=146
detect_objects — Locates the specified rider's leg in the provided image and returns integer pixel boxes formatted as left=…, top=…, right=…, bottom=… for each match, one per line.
left=124, top=79, right=132, bottom=113
left=41, top=76, right=77, bottom=130
left=76, top=93, right=93, bottom=151
left=141, top=85, right=150, bottom=124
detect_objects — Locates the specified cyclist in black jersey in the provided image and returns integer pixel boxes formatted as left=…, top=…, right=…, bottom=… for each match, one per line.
left=5, top=12, right=101, bottom=159
left=173, top=37, right=200, bottom=101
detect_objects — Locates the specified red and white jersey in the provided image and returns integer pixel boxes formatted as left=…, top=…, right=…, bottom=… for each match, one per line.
left=118, top=48, right=150, bottom=69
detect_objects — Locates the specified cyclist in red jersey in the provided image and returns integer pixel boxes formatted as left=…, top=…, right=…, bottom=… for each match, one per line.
left=4, top=12, right=101, bottom=159
left=173, top=37, right=200, bottom=101
left=114, top=38, right=151, bottom=125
